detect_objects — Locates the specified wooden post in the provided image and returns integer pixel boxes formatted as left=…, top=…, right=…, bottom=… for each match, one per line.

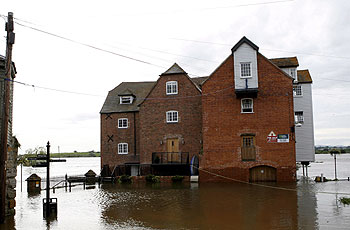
left=334, top=154, right=337, bottom=180
left=46, top=142, right=50, bottom=217
left=0, top=12, right=15, bottom=223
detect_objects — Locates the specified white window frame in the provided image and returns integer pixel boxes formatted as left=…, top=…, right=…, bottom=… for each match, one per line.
left=290, top=68, right=296, bottom=79
left=118, top=143, right=128, bottom=154
left=166, top=81, right=178, bottom=95
left=293, top=85, right=302, bottom=97
left=295, top=111, right=304, bottom=124
left=241, top=98, right=254, bottom=113
left=166, top=111, right=178, bottom=123
left=240, top=62, right=252, bottom=78
left=120, top=96, right=133, bottom=104
left=118, top=118, right=128, bottom=129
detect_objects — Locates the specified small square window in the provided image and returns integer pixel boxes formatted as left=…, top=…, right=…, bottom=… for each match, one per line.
left=166, top=111, right=178, bottom=123
left=166, top=81, right=178, bottom=95
left=118, top=143, right=128, bottom=154
left=240, top=62, right=252, bottom=78
left=293, top=85, right=302, bottom=96
left=295, top=111, right=304, bottom=124
left=118, top=118, right=128, bottom=128
left=120, top=96, right=133, bottom=104
left=241, top=98, right=253, bottom=113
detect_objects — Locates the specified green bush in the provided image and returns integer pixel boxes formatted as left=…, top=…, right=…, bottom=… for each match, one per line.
left=118, top=175, right=132, bottom=184
left=340, top=197, right=350, bottom=205
left=145, top=174, right=160, bottom=183
left=171, top=175, right=184, bottom=183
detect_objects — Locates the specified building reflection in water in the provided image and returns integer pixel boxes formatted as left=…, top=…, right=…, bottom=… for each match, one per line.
left=97, top=181, right=318, bottom=229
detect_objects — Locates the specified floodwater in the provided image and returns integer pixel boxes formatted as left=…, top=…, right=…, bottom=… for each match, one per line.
left=1, top=155, right=350, bottom=229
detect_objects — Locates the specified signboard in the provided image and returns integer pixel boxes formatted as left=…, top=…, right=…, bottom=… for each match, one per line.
left=277, top=134, right=289, bottom=143
left=267, top=131, right=277, bottom=143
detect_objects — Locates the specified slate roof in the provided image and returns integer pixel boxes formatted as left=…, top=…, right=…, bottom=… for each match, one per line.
left=100, top=81, right=156, bottom=113
left=297, top=69, right=312, bottom=83
left=231, top=36, right=259, bottom=52
left=101, top=76, right=208, bottom=114
left=162, top=63, right=187, bottom=75
left=269, top=57, right=299, bottom=68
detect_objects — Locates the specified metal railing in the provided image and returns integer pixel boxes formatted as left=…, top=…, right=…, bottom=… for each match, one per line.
left=152, top=152, right=189, bottom=164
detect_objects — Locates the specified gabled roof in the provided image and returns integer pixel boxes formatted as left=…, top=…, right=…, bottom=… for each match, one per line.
left=191, top=76, right=208, bottom=89
left=297, top=69, right=312, bottom=83
left=100, top=81, right=156, bottom=113
left=231, top=36, right=259, bottom=52
left=118, top=88, right=135, bottom=96
left=161, top=63, right=187, bottom=75
left=269, top=57, right=299, bottom=68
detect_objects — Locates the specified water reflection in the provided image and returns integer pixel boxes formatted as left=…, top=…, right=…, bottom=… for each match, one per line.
left=97, top=182, right=301, bottom=229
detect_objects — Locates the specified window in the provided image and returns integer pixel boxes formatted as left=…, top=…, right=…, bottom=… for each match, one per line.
left=241, top=98, right=253, bottom=113
left=166, top=81, right=178, bottom=95
left=118, top=118, right=128, bottom=128
left=241, top=135, right=256, bottom=161
left=293, top=85, right=302, bottom=96
left=118, top=143, right=128, bottom=154
left=295, top=111, right=304, bottom=123
left=120, top=96, right=133, bottom=104
left=240, top=62, right=252, bottom=78
left=166, top=111, right=178, bottom=123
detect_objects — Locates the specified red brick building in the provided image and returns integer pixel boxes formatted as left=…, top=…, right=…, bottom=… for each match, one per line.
left=100, top=64, right=205, bottom=176
left=101, top=37, right=297, bottom=182
left=200, top=37, right=296, bottom=182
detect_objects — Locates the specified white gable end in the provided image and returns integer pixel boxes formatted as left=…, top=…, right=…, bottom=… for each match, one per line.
left=233, top=43, right=258, bottom=90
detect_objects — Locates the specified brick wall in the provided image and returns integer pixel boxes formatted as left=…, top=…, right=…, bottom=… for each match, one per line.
left=100, top=112, right=139, bottom=170
left=139, top=73, right=202, bottom=164
left=201, top=53, right=296, bottom=182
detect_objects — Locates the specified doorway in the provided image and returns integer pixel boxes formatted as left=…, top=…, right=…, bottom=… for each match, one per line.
left=167, top=138, right=179, bottom=163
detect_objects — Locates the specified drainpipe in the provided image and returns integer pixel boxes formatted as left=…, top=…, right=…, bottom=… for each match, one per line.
left=133, top=112, right=136, bottom=156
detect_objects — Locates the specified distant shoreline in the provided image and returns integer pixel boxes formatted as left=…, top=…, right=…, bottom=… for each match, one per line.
left=50, top=152, right=100, bottom=158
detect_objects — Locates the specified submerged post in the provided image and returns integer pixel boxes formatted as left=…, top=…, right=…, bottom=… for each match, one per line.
left=46, top=141, right=50, bottom=217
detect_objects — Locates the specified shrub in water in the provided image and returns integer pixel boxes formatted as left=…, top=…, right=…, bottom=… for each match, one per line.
left=171, top=175, right=184, bottom=183
left=340, top=197, right=350, bottom=205
left=145, top=174, right=160, bottom=183
left=118, top=175, right=132, bottom=184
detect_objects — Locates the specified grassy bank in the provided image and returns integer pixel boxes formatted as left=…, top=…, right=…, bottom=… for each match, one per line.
left=50, top=152, right=100, bottom=158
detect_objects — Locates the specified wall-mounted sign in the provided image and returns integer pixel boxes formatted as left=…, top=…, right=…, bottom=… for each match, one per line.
left=277, top=134, right=289, bottom=143
left=267, top=131, right=277, bottom=143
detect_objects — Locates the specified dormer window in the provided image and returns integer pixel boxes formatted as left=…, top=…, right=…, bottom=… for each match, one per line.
left=166, top=81, right=178, bottom=95
left=240, top=62, right=252, bottom=78
left=120, top=96, right=133, bottom=104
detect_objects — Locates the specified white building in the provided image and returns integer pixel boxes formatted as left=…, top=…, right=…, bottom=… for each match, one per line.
left=270, top=57, right=315, bottom=164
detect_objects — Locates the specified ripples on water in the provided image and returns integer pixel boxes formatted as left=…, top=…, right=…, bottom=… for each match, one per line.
left=1, top=156, right=350, bottom=229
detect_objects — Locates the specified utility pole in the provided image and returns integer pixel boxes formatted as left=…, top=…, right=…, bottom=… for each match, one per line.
left=0, top=12, right=15, bottom=223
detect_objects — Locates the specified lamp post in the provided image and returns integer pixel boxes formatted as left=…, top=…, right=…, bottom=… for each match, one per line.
left=330, top=149, right=340, bottom=180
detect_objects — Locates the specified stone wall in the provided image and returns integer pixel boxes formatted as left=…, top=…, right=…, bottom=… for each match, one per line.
left=5, top=137, right=18, bottom=216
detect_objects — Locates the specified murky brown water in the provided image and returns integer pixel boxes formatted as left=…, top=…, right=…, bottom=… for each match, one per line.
left=1, top=157, right=350, bottom=229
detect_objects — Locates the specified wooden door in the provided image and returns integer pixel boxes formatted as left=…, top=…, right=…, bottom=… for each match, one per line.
left=249, top=166, right=277, bottom=182
left=167, top=139, right=179, bottom=163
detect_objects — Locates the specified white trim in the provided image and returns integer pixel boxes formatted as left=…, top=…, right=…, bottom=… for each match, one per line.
left=120, top=96, right=133, bottom=104
left=118, top=118, right=128, bottom=129
left=241, top=98, right=254, bottom=113
left=166, top=110, right=179, bottom=123
left=240, top=62, right=252, bottom=79
left=166, top=81, right=178, bottom=95
left=118, top=143, right=128, bottom=154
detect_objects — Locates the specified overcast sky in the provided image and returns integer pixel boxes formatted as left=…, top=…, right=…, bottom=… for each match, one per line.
left=1, top=0, right=350, bottom=154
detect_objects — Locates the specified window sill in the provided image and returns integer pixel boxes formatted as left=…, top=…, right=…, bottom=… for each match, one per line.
left=118, top=127, right=128, bottom=129
left=118, top=153, right=128, bottom=155
left=241, top=112, right=254, bottom=114
left=166, top=121, right=178, bottom=123
left=166, top=93, right=178, bottom=95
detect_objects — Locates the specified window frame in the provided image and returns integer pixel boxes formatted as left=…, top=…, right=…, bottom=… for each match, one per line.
left=120, top=96, right=133, bottom=104
left=118, top=143, right=128, bottom=154
left=118, top=118, right=128, bottom=129
left=166, top=81, right=178, bottom=95
left=293, top=85, right=302, bottom=97
left=240, top=62, right=252, bottom=78
left=166, top=110, right=179, bottom=123
left=295, top=111, right=304, bottom=124
left=241, top=98, right=254, bottom=113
